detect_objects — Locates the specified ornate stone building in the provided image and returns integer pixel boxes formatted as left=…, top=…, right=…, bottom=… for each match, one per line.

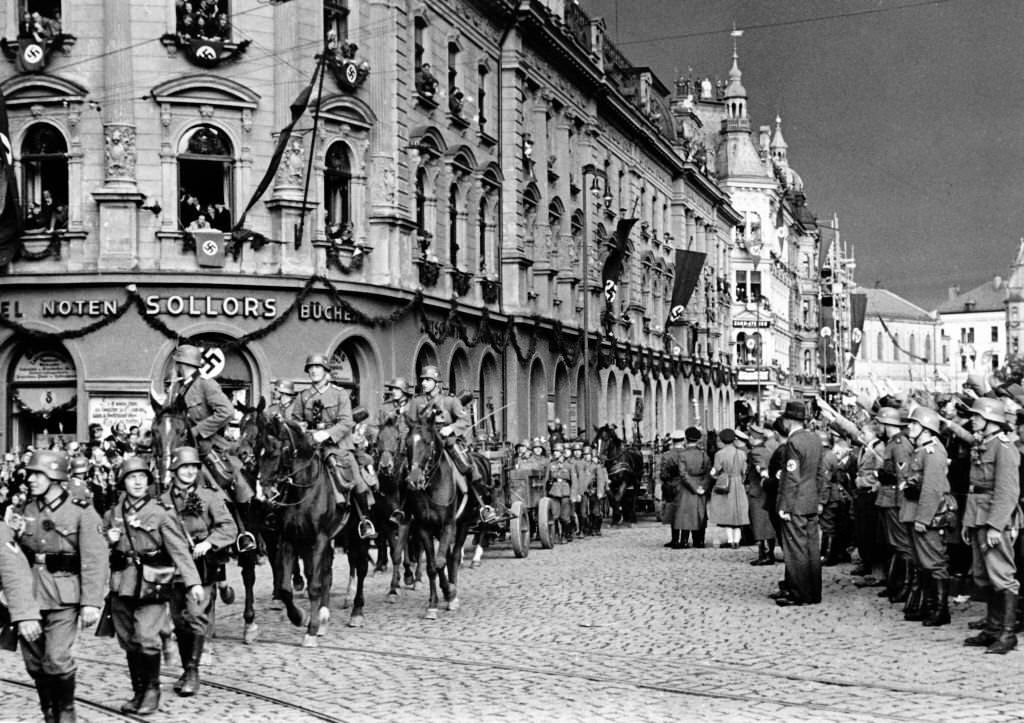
left=0, top=0, right=740, bottom=449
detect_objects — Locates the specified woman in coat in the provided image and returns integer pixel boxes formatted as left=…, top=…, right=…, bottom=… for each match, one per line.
left=708, top=429, right=750, bottom=548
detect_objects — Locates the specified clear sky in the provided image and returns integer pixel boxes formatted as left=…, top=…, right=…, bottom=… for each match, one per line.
left=583, top=0, right=1022, bottom=309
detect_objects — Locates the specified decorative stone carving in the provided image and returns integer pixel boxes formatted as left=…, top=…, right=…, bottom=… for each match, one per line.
left=198, top=104, right=214, bottom=118
left=104, top=124, right=137, bottom=180
left=241, top=108, right=252, bottom=133
left=278, top=137, right=305, bottom=186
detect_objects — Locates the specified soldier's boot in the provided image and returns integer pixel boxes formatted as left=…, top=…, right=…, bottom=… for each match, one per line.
left=178, top=635, right=204, bottom=696
left=31, top=673, right=56, bottom=723
left=968, top=587, right=992, bottom=629
left=665, top=529, right=680, bottom=548
left=120, top=652, right=145, bottom=713
left=764, top=538, right=777, bottom=564
left=692, top=529, right=706, bottom=548
left=135, top=653, right=163, bottom=716
left=591, top=515, right=602, bottom=536
left=53, top=673, right=76, bottom=723
left=985, top=590, right=1019, bottom=654
left=891, top=560, right=914, bottom=604
left=173, top=631, right=194, bottom=693
left=750, top=540, right=767, bottom=565
left=923, top=578, right=951, bottom=627
left=964, top=593, right=1002, bottom=647
left=903, top=570, right=928, bottom=621
left=819, top=535, right=832, bottom=565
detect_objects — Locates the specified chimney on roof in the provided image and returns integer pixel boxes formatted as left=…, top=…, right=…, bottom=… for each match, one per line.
left=994, top=275, right=1003, bottom=290
left=948, top=285, right=960, bottom=301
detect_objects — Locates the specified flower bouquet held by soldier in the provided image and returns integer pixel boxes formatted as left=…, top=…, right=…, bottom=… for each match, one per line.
left=104, top=457, right=205, bottom=715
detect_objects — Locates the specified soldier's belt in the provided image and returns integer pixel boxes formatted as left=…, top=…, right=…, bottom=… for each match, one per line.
left=29, top=552, right=80, bottom=574
left=969, top=485, right=994, bottom=494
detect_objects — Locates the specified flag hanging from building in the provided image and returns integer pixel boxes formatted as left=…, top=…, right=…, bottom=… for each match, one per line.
left=849, top=292, right=868, bottom=357
left=232, top=60, right=321, bottom=233
left=601, top=218, right=637, bottom=307
left=0, top=88, right=22, bottom=267
left=665, top=249, right=706, bottom=326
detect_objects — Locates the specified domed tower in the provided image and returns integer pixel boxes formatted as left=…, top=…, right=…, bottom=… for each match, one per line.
left=722, top=48, right=749, bottom=130
left=770, top=115, right=788, bottom=167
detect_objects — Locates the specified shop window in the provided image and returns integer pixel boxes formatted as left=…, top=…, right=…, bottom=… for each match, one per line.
left=176, top=0, right=231, bottom=42
left=20, top=123, right=68, bottom=232
left=7, top=345, right=77, bottom=451
left=324, top=141, right=352, bottom=237
left=18, top=0, right=62, bottom=39
left=177, top=124, right=234, bottom=232
left=323, top=0, right=348, bottom=43
left=735, top=332, right=747, bottom=365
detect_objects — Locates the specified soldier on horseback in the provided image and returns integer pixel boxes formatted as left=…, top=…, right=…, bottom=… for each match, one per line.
left=266, top=379, right=298, bottom=419
left=165, top=344, right=256, bottom=553
left=289, top=353, right=376, bottom=540
left=405, top=365, right=497, bottom=524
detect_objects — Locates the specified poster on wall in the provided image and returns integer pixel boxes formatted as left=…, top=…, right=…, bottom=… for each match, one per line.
left=14, top=350, right=76, bottom=383
left=88, top=396, right=156, bottom=434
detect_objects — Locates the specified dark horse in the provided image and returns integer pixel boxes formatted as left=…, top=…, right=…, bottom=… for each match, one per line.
left=403, top=416, right=486, bottom=619
left=256, top=415, right=372, bottom=644
left=149, top=391, right=262, bottom=642
left=593, top=424, right=644, bottom=526
left=367, top=437, right=422, bottom=601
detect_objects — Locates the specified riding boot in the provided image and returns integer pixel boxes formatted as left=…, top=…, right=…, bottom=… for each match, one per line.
left=665, top=529, right=679, bottom=549
left=32, top=673, right=56, bottom=723
left=891, top=559, right=913, bottom=604
left=136, top=653, right=163, bottom=715
left=591, top=514, right=602, bottom=536
left=174, top=631, right=194, bottom=693
left=985, top=590, right=1019, bottom=654
left=968, top=587, right=992, bottom=629
left=750, top=540, right=766, bottom=565
left=52, top=673, right=76, bottom=723
left=878, top=556, right=898, bottom=598
left=824, top=535, right=843, bottom=566
left=178, top=635, right=204, bottom=696
left=120, top=652, right=145, bottom=713
left=964, top=592, right=1002, bottom=647
left=765, top=538, right=776, bottom=564
left=923, top=578, right=951, bottom=627
left=903, top=570, right=928, bottom=621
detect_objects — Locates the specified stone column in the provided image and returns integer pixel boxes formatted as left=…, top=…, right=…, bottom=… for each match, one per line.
left=92, top=0, right=143, bottom=268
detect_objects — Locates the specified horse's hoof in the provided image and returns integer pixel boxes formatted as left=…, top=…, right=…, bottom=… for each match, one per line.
left=347, top=614, right=365, bottom=628
left=340, top=596, right=350, bottom=609
left=243, top=623, right=259, bottom=645
left=447, top=598, right=461, bottom=612
left=219, top=584, right=236, bottom=605
left=293, top=577, right=306, bottom=593
left=301, top=634, right=319, bottom=648
left=425, top=608, right=438, bottom=621
left=319, top=606, right=331, bottom=626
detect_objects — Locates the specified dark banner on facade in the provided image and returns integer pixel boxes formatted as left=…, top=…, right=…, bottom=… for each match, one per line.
left=665, top=249, right=706, bottom=327
left=0, top=88, right=22, bottom=267
left=601, top=218, right=637, bottom=308
left=849, top=292, right=867, bottom=356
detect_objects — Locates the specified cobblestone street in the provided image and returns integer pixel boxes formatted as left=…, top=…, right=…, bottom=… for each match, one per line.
left=1, top=522, right=1023, bottom=722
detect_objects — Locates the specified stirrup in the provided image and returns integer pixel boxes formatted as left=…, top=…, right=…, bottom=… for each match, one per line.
left=358, top=519, right=377, bottom=540
left=479, top=505, right=498, bottom=524
left=235, top=531, right=258, bottom=553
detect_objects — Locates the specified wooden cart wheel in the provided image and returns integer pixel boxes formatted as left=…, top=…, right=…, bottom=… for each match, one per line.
left=510, top=501, right=530, bottom=558
left=537, top=497, right=556, bottom=549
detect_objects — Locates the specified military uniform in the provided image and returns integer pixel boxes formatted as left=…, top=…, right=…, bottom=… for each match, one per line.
left=676, top=445, right=710, bottom=547
left=0, top=520, right=39, bottom=631
left=878, top=431, right=915, bottom=559
left=852, top=437, right=887, bottom=577
left=16, top=465, right=107, bottom=720
left=907, top=437, right=952, bottom=624
left=290, top=377, right=363, bottom=499
left=547, top=455, right=575, bottom=542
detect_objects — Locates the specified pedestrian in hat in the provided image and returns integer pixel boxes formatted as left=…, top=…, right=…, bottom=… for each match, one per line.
left=774, top=401, right=824, bottom=607
left=673, top=427, right=710, bottom=548
left=708, top=429, right=749, bottom=549
left=744, top=426, right=777, bottom=565
left=658, top=430, right=688, bottom=548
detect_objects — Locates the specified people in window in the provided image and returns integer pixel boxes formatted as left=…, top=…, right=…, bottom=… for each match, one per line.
left=176, top=0, right=227, bottom=42
left=19, top=10, right=60, bottom=42
left=187, top=214, right=211, bottom=231
left=416, top=63, right=439, bottom=100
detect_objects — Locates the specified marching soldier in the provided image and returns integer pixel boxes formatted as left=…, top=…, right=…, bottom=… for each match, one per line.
left=875, top=407, right=916, bottom=604
left=161, top=447, right=237, bottom=696
left=586, top=446, right=608, bottom=536
left=962, top=398, right=1021, bottom=654
left=547, top=444, right=574, bottom=543
left=13, top=450, right=107, bottom=722
left=290, top=353, right=376, bottom=539
left=0, top=519, right=41, bottom=701
left=105, top=457, right=204, bottom=715
left=904, top=406, right=952, bottom=627
left=569, top=443, right=588, bottom=537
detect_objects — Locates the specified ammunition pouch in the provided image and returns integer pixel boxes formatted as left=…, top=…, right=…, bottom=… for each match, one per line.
left=109, top=549, right=130, bottom=572
left=195, top=552, right=226, bottom=586
left=902, top=479, right=921, bottom=502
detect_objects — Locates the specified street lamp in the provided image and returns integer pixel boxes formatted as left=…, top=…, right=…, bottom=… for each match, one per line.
left=581, top=162, right=609, bottom=434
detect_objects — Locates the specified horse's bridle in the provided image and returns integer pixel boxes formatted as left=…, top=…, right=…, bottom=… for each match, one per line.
left=406, top=428, right=440, bottom=492
left=262, top=420, right=318, bottom=507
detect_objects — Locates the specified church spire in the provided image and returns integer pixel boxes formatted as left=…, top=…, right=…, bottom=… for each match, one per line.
left=770, top=115, right=788, bottom=165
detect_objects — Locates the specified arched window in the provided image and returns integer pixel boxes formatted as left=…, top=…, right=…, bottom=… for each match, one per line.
left=750, top=332, right=762, bottom=365
left=323, top=142, right=352, bottom=234
left=924, top=335, right=932, bottom=363
left=177, top=124, right=234, bottom=231
left=876, top=332, right=884, bottom=361
left=736, top=332, right=747, bottom=365
left=415, top=167, right=426, bottom=232
left=20, top=123, right=68, bottom=229
left=892, top=332, right=900, bottom=361
left=523, top=185, right=539, bottom=248
left=570, top=208, right=584, bottom=264
left=7, top=345, right=77, bottom=450
left=908, top=333, right=916, bottom=360
left=548, top=197, right=563, bottom=234
left=448, top=182, right=459, bottom=266
left=803, top=349, right=812, bottom=375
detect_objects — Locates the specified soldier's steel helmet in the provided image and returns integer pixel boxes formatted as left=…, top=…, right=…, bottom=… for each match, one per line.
left=969, top=397, right=1006, bottom=425
left=385, top=377, right=411, bottom=395
left=908, top=406, right=942, bottom=435
left=275, top=380, right=297, bottom=396
left=69, top=457, right=90, bottom=477
left=419, top=365, right=440, bottom=381
left=173, top=344, right=204, bottom=368
left=24, top=450, right=69, bottom=482
left=873, top=407, right=907, bottom=427
left=118, top=456, right=154, bottom=483
left=170, top=446, right=202, bottom=470
left=304, top=354, right=330, bottom=372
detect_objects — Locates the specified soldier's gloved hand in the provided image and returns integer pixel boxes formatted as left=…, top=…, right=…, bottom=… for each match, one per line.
left=311, top=430, right=331, bottom=444
left=18, top=620, right=41, bottom=642
left=189, top=585, right=205, bottom=606
left=79, top=606, right=100, bottom=627
left=439, top=425, right=455, bottom=437
left=193, top=539, right=213, bottom=558
left=914, top=522, right=927, bottom=534
left=985, top=527, right=1002, bottom=549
